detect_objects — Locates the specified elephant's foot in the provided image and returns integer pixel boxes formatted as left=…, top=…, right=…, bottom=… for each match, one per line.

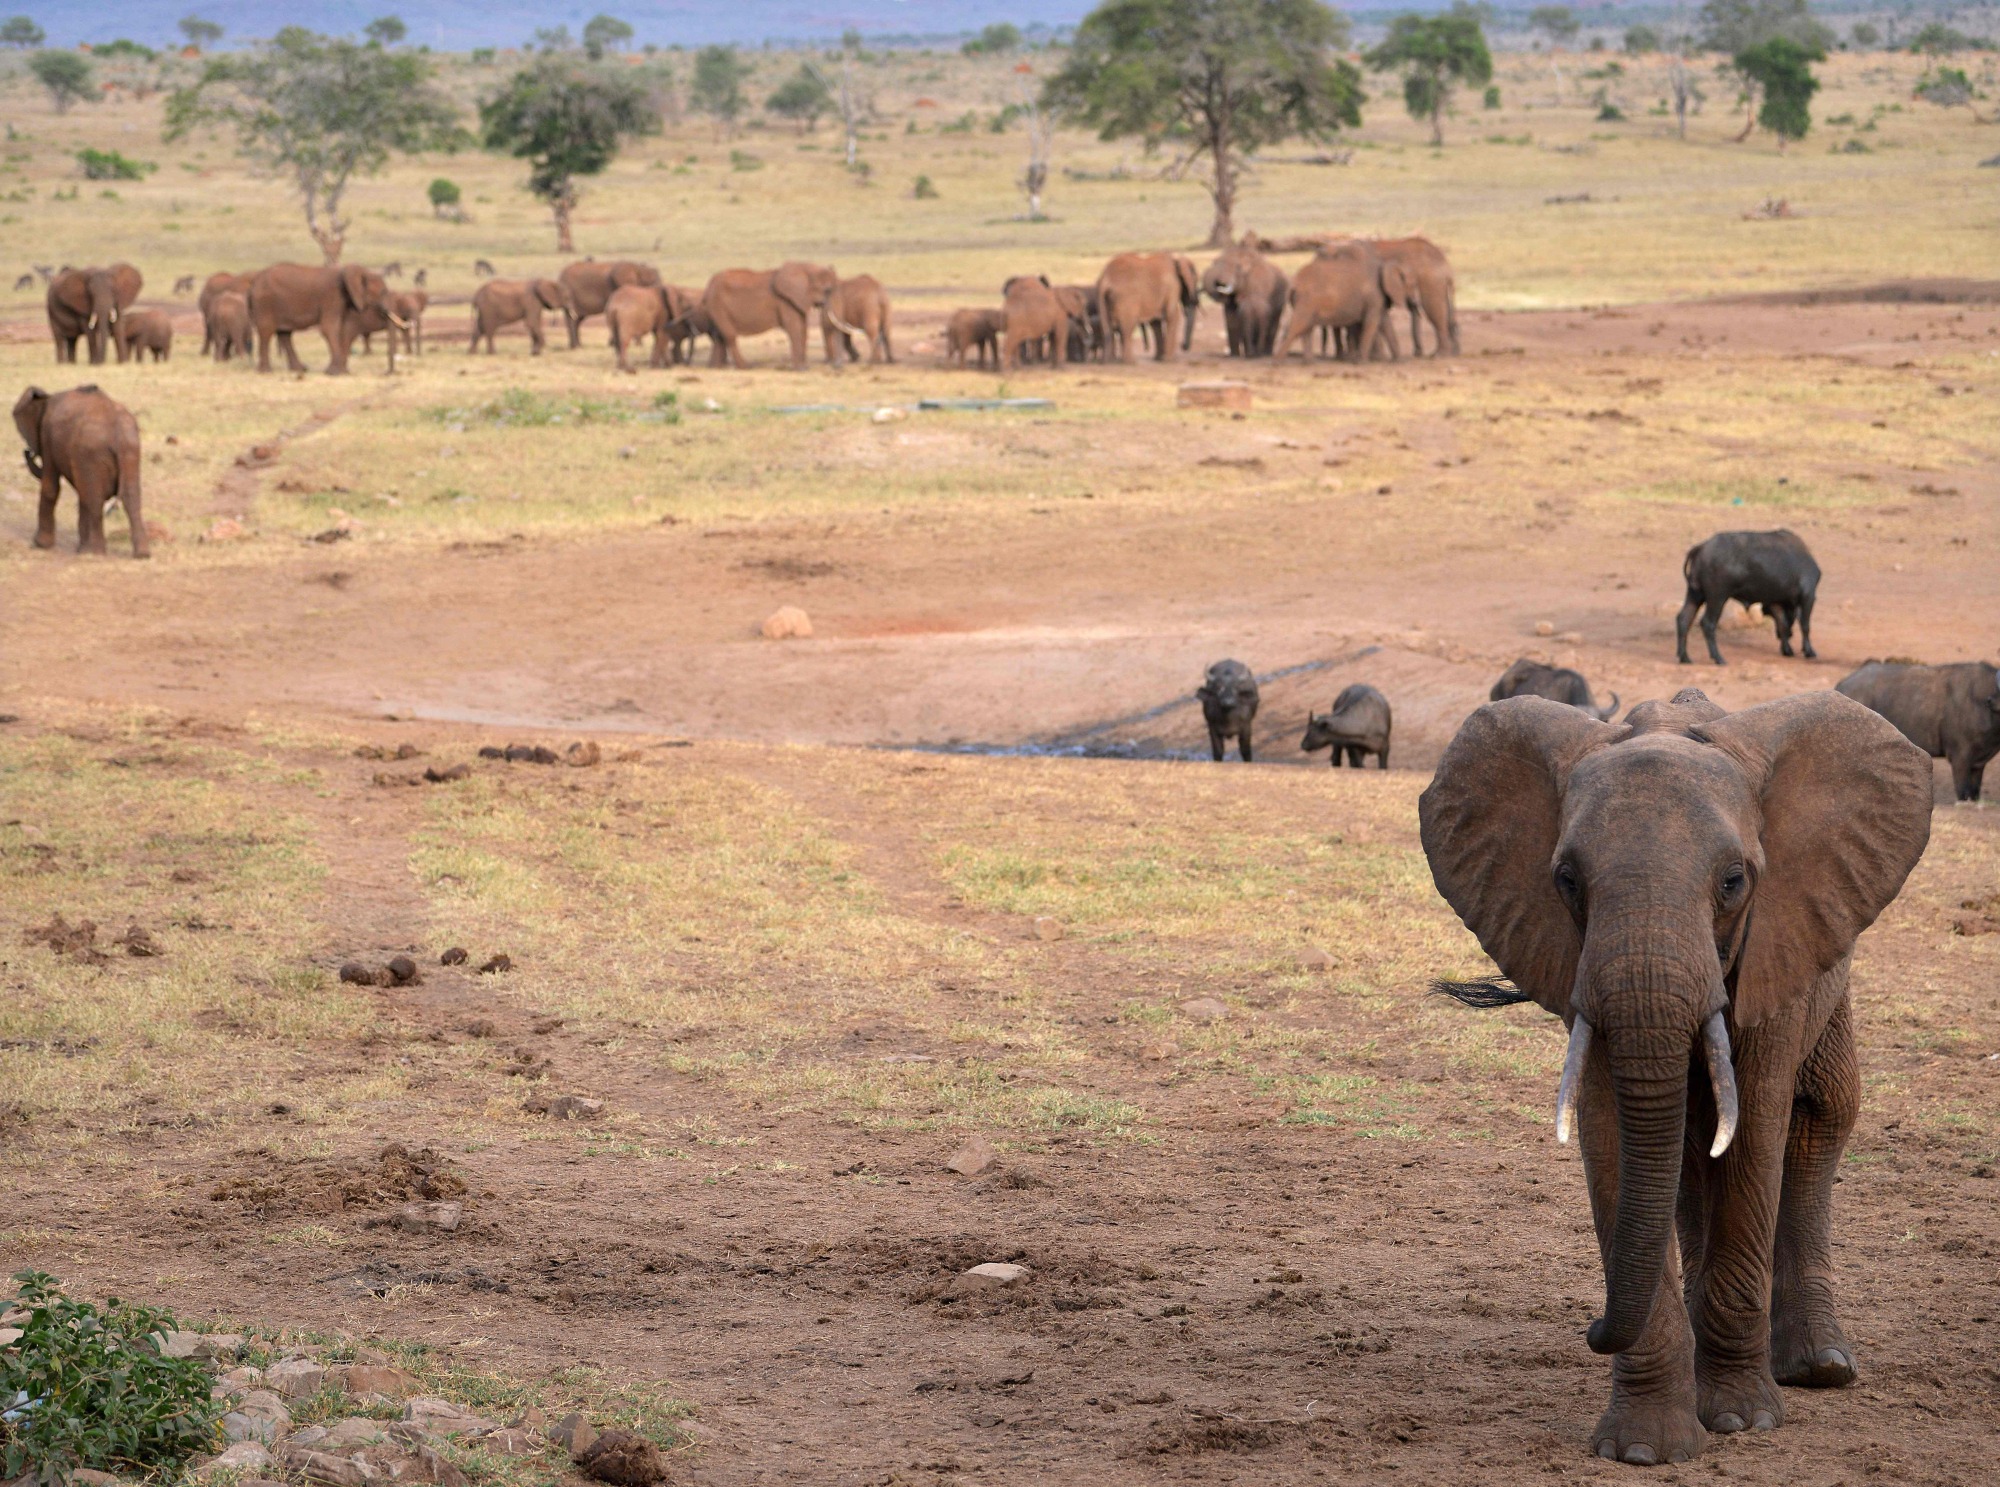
left=1696, top=1365, right=1784, bottom=1434
left=1772, top=1310, right=1856, bottom=1388
left=1590, top=1395, right=1706, bottom=1466
left=32, top=531, right=53, bottom=549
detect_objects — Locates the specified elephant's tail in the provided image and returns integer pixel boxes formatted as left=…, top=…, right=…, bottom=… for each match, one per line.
left=1431, top=977, right=1533, bottom=1008
left=117, top=433, right=140, bottom=509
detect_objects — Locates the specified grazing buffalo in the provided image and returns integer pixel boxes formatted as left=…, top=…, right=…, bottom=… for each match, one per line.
left=1677, top=529, right=1820, bottom=665
left=1197, top=659, right=1260, bottom=762
left=1837, top=659, right=2000, bottom=802
left=1491, top=659, right=1619, bottom=721
left=1301, top=683, right=1392, bottom=769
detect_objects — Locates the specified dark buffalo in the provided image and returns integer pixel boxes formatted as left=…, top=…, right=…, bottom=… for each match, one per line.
left=1836, top=659, right=2000, bottom=802
left=1197, top=659, right=1259, bottom=762
left=1677, top=528, right=1820, bottom=664
left=1490, top=659, right=1619, bottom=721
left=1301, top=683, right=1392, bottom=769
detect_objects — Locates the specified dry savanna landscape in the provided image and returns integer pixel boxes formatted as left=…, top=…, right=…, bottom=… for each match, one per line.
left=0, top=28, right=1997, bottom=1487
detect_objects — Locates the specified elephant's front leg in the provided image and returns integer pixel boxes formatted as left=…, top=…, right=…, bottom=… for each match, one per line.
left=1576, top=1037, right=1706, bottom=1465
left=1683, top=1016, right=1791, bottom=1436
left=1771, top=992, right=1860, bottom=1389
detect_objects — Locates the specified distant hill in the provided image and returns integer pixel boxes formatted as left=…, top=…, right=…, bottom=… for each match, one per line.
left=44, top=2, right=1092, bottom=50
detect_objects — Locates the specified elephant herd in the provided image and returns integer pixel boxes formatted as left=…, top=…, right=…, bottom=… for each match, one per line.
left=1195, top=525, right=1998, bottom=803
left=468, top=259, right=893, bottom=374
left=947, top=235, right=1459, bottom=372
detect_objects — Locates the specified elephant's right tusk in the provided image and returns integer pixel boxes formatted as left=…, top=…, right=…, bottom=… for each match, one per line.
left=1702, top=1009, right=1739, bottom=1158
left=824, top=305, right=862, bottom=337
left=1555, top=1014, right=1592, bottom=1145
left=387, top=312, right=410, bottom=330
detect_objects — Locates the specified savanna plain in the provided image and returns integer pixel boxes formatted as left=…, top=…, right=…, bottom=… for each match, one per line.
left=1, top=40, right=1998, bottom=1487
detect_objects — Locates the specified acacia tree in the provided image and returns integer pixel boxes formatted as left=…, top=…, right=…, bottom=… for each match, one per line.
left=178, top=15, right=223, bottom=48
left=1044, top=0, right=1363, bottom=247
left=1735, top=35, right=1819, bottom=148
left=1529, top=4, right=1578, bottom=96
left=166, top=26, right=460, bottom=261
left=480, top=54, right=658, bottom=250
left=583, top=14, right=634, bottom=60
left=1365, top=5, right=1492, bottom=147
left=765, top=64, right=831, bottom=131
left=690, top=44, right=752, bottom=136
left=0, top=16, right=44, bottom=49
left=30, top=50, right=93, bottom=112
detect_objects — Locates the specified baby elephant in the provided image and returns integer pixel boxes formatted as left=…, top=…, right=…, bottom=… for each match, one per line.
left=1678, top=528, right=1820, bottom=665
left=1197, top=659, right=1259, bottom=762
left=14, top=384, right=146, bottom=557
left=1301, top=683, right=1392, bottom=769
left=116, top=308, right=173, bottom=363
left=1491, top=658, right=1619, bottom=721
left=1837, top=658, right=2000, bottom=802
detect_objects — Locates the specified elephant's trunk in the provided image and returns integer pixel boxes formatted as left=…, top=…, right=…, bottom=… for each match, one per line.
left=1588, top=1030, right=1689, bottom=1355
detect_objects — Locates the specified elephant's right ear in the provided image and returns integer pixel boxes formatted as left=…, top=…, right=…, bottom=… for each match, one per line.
left=1419, top=698, right=1624, bottom=1015
left=13, top=385, right=48, bottom=442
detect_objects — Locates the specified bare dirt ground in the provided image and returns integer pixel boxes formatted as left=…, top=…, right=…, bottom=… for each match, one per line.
left=3, top=295, right=1997, bottom=1487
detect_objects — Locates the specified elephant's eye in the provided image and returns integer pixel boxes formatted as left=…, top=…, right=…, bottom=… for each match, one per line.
left=1719, top=864, right=1748, bottom=900
left=1553, top=862, right=1580, bottom=901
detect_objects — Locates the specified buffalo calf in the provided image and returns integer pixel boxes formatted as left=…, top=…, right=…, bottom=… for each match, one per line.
left=1197, top=659, right=1259, bottom=762
left=1301, top=683, right=1392, bottom=769
left=1490, top=659, right=1618, bottom=721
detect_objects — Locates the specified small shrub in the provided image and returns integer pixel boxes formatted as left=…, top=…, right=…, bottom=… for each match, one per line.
left=729, top=149, right=763, bottom=171
left=912, top=173, right=938, bottom=199
left=76, top=148, right=154, bottom=180
left=1597, top=100, right=1626, bottom=121
left=1482, top=84, right=1501, bottom=108
left=1836, top=137, right=1871, bottom=152
left=427, top=178, right=462, bottom=218
left=0, top=1272, right=224, bottom=1482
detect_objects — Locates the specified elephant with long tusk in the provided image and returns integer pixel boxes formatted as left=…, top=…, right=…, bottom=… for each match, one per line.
left=1421, top=685, right=1932, bottom=1466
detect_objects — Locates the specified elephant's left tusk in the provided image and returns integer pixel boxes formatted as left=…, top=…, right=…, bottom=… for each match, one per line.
left=388, top=313, right=410, bottom=330
left=1555, top=1014, right=1592, bottom=1145
left=825, top=306, right=862, bottom=336
left=1702, top=1009, right=1739, bottom=1158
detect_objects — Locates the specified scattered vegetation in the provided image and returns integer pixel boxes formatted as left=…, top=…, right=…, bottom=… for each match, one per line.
left=0, top=1272, right=223, bottom=1482
left=75, top=148, right=155, bottom=181
left=1366, top=4, right=1495, bottom=148
left=478, top=53, right=659, bottom=251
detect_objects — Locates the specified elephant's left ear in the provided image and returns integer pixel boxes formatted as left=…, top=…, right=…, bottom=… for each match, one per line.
left=1695, top=691, right=1933, bottom=1027
left=340, top=265, right=369, bottom=311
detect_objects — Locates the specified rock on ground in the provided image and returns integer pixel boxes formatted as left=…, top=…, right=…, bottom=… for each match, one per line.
left=760, top=606, right=812, bottom=640
left=575, top=1429, right=668, bottom=1486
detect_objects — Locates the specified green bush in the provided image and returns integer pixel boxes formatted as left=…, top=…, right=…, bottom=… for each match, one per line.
left=1482, top=84, right=1500, bottom=108
left=0, top=1272, right=223, bottom=1482
left=76, top=148, right=154, bottom=180
left=728, top=148, right=763, bottom=171
left=912, top=173, right=938, bottom=198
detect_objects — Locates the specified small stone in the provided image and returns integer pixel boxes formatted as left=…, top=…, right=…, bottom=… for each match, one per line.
left=1298, top=946, right=1334, bottom=971
left=387, top=956, right=420, bottom=985
left=472, top=1428, right=539, bottom=1456
left=1176, top=381, right=1252, bottom=411
left=552, top=1413, right=598, bottom=1459
left=1033, top=917, right=1064, bottom=941
left=565, top=740, right=602, bottom=768
left=403, top=1398, right=495, bottom=1436
left=264, top=1357, right=326, bottom=1400
left=344, top=1364, right=421, bottom=1402
left=1178, top=997, right=1229, bottom=1022
left=223, top=1389, right=291, bottom=1444
left=217, top=1365, right=265, bottom=1396
left=320, top=1418, right=389, bottom=1450
left=440, top=948, right=468, bottom=966
left=0, top=1326, right=18, bottom=1346
left=957, top=1262, right=1030, bottom=1291
left=71, top=1473, right=127, bottom=1487
left=575, top=1429, right=666, bottom=1486
left=1557, top=630, right=1583, bottom=644
left=203, top=516, right=249, bottom=543
left=282, top=1450, right=368, bottom=1487
left=508, top=1405, right=548, bottom=1432
left=393, top=1201, right=462, bottom=1234
left=871, top=406, right=907, bottom=423
left=1141, top=1041, right=1179, bottom=1061
left=1533, top=620, right=1555, bottom=636
left=760, top=605, right=813, bottom=640
left=197, top=1442, right=273, bottom=1478
left=946, top=1135, right=999, bottom=1177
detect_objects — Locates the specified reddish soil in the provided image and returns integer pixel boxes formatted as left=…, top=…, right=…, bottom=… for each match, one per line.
left=2, top=295, right=1996, bottom=1484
